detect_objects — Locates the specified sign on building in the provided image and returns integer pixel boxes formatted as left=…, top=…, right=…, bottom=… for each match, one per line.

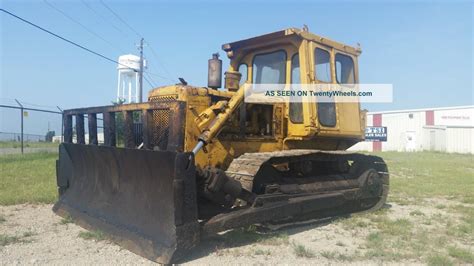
left=365, top=126, right=387, bottom=142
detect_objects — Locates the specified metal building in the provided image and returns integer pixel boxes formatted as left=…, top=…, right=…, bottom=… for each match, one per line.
left=349, top=106, right=474, bottom=154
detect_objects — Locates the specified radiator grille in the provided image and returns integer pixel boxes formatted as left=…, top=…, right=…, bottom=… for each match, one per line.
left=149, top=95, right=177, bottom=102
left=148, top=95, right=177, bottom=150
left=151, top=109, right=171, bottom=150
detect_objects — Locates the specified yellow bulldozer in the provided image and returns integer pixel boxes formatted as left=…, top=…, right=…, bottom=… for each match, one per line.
left=53, top=28, right=389, bottom=264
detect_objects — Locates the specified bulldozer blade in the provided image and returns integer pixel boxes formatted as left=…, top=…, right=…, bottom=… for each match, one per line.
left=53, top=143, right=200, bottom=264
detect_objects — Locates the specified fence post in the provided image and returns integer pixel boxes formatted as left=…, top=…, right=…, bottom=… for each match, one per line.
left=15, top=99, right=24, bottom=154
left=57, top=106, right=63, bottom=142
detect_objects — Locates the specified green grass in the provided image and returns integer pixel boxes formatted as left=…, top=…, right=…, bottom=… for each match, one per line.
left=0, top=150, right=472, bottom=263
left=60, top=215, right=74, bottom=225
left=78, top=230, right=107, bottom=241
left=447, top=246, right=474, bottom=264
left=0, top=152, right=58, bottom=205
left=427, top=254, right=453, bottom=266
left=373, top=152, right=474, bottom=200
left=292, top=243, right=314, bottom=258
left=253, top=248, right=271, bottom=256
left=0, top=141, right=59, bottom=149
left=320, top=250, right=337, bottom=259
left=409, top=210, right=425, bottom=216
left=344, top=151, right=474, bottom=262
left=0, top=231, right=35, bottom=246
left=0, top=234, right=23, bottom=246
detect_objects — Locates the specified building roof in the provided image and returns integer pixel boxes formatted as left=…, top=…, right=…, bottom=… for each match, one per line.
left=221, top=28, right=362, bottom=57
left=367, top=105, right=474, bottom=115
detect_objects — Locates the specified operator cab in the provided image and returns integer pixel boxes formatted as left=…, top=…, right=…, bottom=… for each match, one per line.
left=221, top=28, right=363, bottom=144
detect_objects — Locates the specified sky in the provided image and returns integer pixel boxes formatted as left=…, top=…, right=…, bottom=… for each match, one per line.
left=0, top=0, right=473, bottom=135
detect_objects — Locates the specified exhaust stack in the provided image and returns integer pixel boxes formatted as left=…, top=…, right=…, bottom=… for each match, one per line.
left=208, top=53, right=222, bottom=89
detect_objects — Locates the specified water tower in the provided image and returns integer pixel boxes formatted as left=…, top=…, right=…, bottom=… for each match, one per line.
left=116, top=54, right=146, bottom=103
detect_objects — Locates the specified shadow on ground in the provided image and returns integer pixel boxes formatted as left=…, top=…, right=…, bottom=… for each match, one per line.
left=179, top=203, right=392, bottom=263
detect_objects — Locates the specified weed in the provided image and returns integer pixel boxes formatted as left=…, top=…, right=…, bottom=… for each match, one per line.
left=60, top=215, right=74, bottom=225
left=447, top=246, right=473, bottom=263
left=337, top=253, right=354, bottom=261
left=0, top=215, right=5, bottom=223
left=427, top=254, right=453, bottom=266
left=221, top=225, right=261, bottom=245
left=259, top=233, right=289, bottom=246
left=254, top=248, right=271, bottom=256
left=461, top=196, right=474, bottom=204
left=366, top=232, right=383, bottom=248
left=422, top=219, right=432, bottom=225
left=409, top=210, right=425, bottom=216
left=320, top=250, right=337, bottom=259
left=0, top=234, right=21, bottom=246
left=78, top=230, right=107, bottom=241
left=376, top=218, right=412, bottom=236
left=22, top=231, right=35, bottom=238
left=0, top=231, right=34, bottom=246
left=292, top=243, right=315, bottom=258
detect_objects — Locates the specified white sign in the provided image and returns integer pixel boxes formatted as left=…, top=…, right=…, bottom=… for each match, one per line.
left=434, top=108, right=474, bottom=127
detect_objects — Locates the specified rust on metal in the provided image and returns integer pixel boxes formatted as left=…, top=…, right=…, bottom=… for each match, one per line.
left=123, top=111, right=134, bottom=148
left=75, top=114, right=85, bottom=144
left=63, top=101, right=176, bottom=115
left=53, top=144, right=199, bottom=264
left=142, top=109, right=151, bottom=149
left=103, top=112, right=116, bottom=147
left=87, top=113, right=98, bottom=145
left=63, top=114, right=73, bottom=143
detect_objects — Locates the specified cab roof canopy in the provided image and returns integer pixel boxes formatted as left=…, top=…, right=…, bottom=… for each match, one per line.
left=222, top=28, right=362, bottom=58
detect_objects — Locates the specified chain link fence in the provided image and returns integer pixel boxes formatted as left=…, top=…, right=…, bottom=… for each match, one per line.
left=0, top=99, right=63, bottom=154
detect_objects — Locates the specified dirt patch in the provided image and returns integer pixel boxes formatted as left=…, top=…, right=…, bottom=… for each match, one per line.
left=0, top=199, right=471, bottom=265
left=0, top=204, right=153, bottom=265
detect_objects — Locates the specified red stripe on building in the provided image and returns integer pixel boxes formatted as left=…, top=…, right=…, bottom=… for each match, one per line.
left=373, top=114, right=382, bottom=152
left=425, top=110, right=434, bottom=126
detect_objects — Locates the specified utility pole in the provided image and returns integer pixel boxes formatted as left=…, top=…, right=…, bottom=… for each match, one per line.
left=138, top=38, right=144, bottom=103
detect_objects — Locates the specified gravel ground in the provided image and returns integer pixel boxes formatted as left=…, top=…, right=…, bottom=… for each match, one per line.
left=0, top=201, right=468, bottom=265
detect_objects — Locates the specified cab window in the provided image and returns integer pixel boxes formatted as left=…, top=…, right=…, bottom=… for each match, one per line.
left=252, top=50, right=286, bottom=84
left=314, top=48, right=331, bottom=82
left=315, top=48, right=336, bottom=127
left=335, top=53, right=355, bottom=84
left=318, top=102, right=336, bottom=127
left=238, top=64, right=248, bottom=85
left=289, top=53, right=303, bottom=123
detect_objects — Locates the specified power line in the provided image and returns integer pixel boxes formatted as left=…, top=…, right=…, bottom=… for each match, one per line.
left=144, top=69, right=175, bottom=83
left=99, top=0, right=176, bottom=82
left=144, top=72, right=158, bottom=87
left=143, top=75, right=155, bottom=89
left=0, top=8, right=137, bottom=72
left=43, top=0, right=125, bottom=54
left=99, top=0, right=141, bottom=39
left=79, top=0, right=127, bottom=37
left=146, top=45, right=177, bottom=83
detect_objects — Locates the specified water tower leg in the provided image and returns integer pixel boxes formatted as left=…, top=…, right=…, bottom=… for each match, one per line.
left=135, top=72, right=139, bottom=103
left=128, top=77, right=132, bottom=104
left=117, top=70, right=121, bottom=102
left=122, top=78, right=126, bottom=102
